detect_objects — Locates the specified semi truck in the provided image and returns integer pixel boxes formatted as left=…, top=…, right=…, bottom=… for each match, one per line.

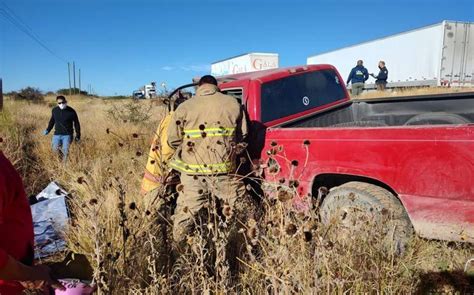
left=133, top=82, right=157, bottom=99
left=169, top=64, right=474, bottom=247
left=307, top=21, right=474, bottom=88
left=211, top=53, right=279, bottom=77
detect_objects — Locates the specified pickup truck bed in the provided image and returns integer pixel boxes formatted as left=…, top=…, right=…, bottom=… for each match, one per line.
left=263, top=92, right=474, bottom=242
left=262, top=92, right=474, bottom=243
left=264, top=124, right=474, bottom=242
left=285, top=92, right=474, bottom=128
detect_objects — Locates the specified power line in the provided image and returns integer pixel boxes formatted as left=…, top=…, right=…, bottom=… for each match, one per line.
left=0, top=2, right=67, bottom=63
left=1, top=1, right=32, bottom=32
left=0, top=8, right=67, bottom=63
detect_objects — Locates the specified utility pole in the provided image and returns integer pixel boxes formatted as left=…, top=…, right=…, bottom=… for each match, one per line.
left=68, top=62, right=72, bottom=96
left=78, top=69, right=81, bottom=96
left=0, top=78, right=3, bottom=111
left=73, top=62, right=76, bottom=95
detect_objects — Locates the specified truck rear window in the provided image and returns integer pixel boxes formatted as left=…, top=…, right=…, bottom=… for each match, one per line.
left=261, top=69, right=347, bottom=123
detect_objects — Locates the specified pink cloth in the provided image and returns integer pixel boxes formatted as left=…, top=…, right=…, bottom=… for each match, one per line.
left=55, top=279, right=95, bottom=295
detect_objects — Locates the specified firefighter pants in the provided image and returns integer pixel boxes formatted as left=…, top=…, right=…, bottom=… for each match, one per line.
left=171, top=174, right=246, bottom=244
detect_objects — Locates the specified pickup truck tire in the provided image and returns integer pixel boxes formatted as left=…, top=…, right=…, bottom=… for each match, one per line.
left=329, top=120, right=388, bottom=128
left=404, top=112, right=469, bottom=125
left=320, top=181, right=413, bottom=253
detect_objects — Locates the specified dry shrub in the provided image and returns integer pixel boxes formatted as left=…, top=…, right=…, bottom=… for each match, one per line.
left=0, top=96, right=473, bottom=294
left=106, top=101, right=155, bottom=124
left=0, top=100, right=50, bottom=194
left=13, top=86, right=45, bottom=103
left=238, top=198, right=414, bottom=293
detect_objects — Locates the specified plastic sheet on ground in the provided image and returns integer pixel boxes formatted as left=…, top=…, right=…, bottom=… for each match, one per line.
left=31, top=182, right=69, bottom=258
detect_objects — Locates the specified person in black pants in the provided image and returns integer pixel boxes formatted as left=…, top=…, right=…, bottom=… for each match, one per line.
left=370, top=61, right=389, bottom=91
left=43, top=96, right=81, bottom=161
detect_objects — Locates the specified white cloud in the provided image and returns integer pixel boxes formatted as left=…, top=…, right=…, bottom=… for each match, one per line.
left=162, top=64, right=210, bottom=72
left=189, top=64, right=211, bottom=72
left=161, top=66, right=175, bottom=71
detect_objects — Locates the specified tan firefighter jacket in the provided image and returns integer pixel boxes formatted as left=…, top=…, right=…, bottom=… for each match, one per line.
left=140, top=111, right=175, bottom=195
left=167, top=84, right=248, bottom=175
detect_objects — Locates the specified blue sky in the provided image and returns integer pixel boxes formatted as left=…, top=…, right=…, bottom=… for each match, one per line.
left=0, top=0, right=473, bottom=96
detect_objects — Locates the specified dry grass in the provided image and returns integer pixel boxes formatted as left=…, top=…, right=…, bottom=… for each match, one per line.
left=354, top=86, right=474, bottom=100
left=1, top=95, right=473, bottom=294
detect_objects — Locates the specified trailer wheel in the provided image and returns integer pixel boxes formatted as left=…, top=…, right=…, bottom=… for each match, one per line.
left=329, top=120, right=387, bottom=128
left=320, top=181, right=413, bottom=253
left=404, top=112, right=469, bottom=125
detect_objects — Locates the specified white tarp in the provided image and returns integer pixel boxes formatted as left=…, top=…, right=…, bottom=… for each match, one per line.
left=31, top=182, right=69, bottom=258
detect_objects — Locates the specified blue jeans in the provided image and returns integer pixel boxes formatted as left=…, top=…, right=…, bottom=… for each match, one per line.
left=52, top=135, right=72, bottom=160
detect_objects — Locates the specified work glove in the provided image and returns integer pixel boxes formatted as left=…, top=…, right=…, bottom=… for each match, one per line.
left=43, top=130, right=49, bottom=136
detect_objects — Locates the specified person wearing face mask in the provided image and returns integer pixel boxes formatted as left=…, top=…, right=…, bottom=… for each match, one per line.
left=43, top=96, right=81, bottom=161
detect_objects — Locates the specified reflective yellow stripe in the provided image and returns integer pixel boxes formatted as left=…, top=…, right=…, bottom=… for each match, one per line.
left=183, top=127, right=235, bottom=139
left=169, top=159, right=231, bottom=174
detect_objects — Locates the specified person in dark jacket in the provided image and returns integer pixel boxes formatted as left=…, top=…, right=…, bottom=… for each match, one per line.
left=43, top=96, right=81, bottom=160
left=346, top=60, right=369, bottom=96
left=370, top=61, right=389, bottom=91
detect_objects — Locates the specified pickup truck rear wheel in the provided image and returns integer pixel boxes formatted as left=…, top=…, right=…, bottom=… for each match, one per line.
left=320, top=181, right=413, bottom=253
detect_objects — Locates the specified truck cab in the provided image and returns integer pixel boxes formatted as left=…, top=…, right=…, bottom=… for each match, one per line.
left=217, top=65, right=349, bottom=127
left=144, top=84, right=157, bottom=99
left=133, top=90, right=145, bottom=99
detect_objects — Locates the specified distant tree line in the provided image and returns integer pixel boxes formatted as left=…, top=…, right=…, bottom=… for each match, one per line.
left=8, top=87, right=44, bottom=103
left=5, top=86, right=137, bottom=101
left=5, top=87, right=93, bottom=103
left=57, top=88, right=90, bottom=96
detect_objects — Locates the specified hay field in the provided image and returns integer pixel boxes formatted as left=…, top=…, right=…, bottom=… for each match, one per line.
left=0, top=95, right=473, bottom=294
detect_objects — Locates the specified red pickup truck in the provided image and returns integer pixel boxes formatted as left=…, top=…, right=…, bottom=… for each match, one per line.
left=170, top=64, right=474, bottom=244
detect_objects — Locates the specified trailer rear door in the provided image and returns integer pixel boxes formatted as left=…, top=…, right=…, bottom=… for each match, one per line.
left=441, top=22, right=474, bottom=86
left=463, top=23, right=474, bottom=86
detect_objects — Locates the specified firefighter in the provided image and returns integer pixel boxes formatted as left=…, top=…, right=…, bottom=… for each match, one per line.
left=167, top=75, right=248, bottom=245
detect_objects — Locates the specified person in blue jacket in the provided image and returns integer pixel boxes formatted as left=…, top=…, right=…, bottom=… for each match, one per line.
left=346, top=60, right=369, bottom=96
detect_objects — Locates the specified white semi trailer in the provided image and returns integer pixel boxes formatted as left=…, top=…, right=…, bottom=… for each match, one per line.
left=133, top=82, right=157, bottom=99
left=307, top=21, right=474, bottom=88
left=211, top=53, right=279, bottom=77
